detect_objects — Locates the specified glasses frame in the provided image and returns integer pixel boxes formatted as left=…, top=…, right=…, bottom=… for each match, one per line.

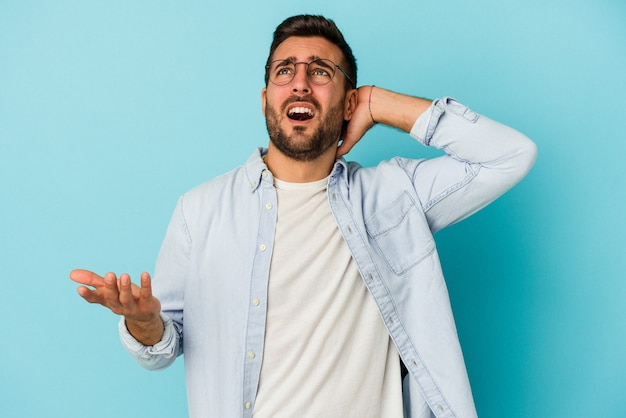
left=265, top=58, right=355, bottom=89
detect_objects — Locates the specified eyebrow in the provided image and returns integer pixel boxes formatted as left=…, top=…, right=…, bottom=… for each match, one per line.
left=274, top=57, right=295, bottom=65
left=314, top=59, right=333, bottom=69
left=273, top=55, right=326, bottom=65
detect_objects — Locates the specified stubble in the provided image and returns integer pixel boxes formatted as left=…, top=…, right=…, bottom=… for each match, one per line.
left=265, top=97, right=345, bottom=162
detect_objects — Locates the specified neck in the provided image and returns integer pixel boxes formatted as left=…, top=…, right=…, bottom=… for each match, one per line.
left=264, top=143, right=337, bottom=182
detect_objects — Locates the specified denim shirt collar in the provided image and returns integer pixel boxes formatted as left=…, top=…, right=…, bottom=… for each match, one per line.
left=244, top=147, right=350, bottom=193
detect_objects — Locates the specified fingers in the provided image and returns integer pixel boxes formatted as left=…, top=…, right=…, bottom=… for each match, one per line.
left=336, top=114, right=373, bottom=158
left=336, top=123, right=359, bottom=158
left=335, top=143, right=349, bottom=158
left=101, top=272, right=123, bottom=310
left=139, top=272, right=153, bottom=303
left=72, top=271, right=114, bottom=306
left=71, top=269, right=158, bottom=317
left=70, top=270, right=122, bottom=307
left=76, top=285, right=98, bottom=302
left=70, top=269, right=104, bottom=287
left=336, top=136, right=359, bottom=158
left=118, top=273, right=134, bottom=306
left=336, top=88, right=378, bottom=158
left=119, top=272, right=154, bottom=309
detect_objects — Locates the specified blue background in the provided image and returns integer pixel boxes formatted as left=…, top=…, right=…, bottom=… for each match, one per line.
left=1, top=1, right=624, bottom=417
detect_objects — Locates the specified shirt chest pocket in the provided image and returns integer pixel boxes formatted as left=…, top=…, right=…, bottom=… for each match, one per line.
left=365, top=192, right=435, bottom=275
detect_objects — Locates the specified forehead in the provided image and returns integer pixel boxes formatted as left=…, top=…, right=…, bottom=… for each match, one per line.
left=271, top=36, right=343, bottom=63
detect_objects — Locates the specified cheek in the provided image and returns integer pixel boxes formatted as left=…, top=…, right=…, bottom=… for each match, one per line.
left=264, top=94, right=283, bottom=117
left=265, top=87, right=287, bottom=105
left=265, top=99, right=280, bottom=120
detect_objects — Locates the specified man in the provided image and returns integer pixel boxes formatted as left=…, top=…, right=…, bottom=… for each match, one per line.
left=71, top=14, right=537, bottom=418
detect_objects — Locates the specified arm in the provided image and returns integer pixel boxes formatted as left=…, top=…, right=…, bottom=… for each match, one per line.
left=409, top=96, right=537, bottom=231
left=71, top=197, right=190, bottom=369
left=338, top=86, right=537, bottom=231
left=336, top=86, right=432, bottom=157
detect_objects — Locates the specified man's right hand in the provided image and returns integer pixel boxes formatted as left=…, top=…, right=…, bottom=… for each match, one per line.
left=70, top=269, right=164, bottom=345
left=336, top=85, right=433, bottom=158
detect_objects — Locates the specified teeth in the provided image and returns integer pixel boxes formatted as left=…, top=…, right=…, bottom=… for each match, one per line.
left=288, top=107, right=313, bottom=115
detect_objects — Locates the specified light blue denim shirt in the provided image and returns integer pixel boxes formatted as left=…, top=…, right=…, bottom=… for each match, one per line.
left=119, top=98, right=537, bottom=418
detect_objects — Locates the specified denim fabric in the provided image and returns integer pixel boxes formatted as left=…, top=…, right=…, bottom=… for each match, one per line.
left=120, top=98, right=537, bottom=418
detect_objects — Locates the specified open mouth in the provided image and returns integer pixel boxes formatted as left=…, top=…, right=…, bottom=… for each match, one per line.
left=287, top=106, right=314, bottom=121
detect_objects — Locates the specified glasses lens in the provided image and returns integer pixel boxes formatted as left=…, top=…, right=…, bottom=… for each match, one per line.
left=307, top=59, right=335, bottom=85
left=268, top=59, right=336, bottom=86
left=269, top=61, right=296, bottom=86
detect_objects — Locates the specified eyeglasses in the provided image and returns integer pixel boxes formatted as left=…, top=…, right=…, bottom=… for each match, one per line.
left=266, top=58, right=354, bottom=88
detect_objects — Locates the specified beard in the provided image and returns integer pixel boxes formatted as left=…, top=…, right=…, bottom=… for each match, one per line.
left=265, top=96, right=345, bottom=162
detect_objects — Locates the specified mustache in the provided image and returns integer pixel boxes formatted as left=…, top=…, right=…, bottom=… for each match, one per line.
left=281, top=95, right=321, bottom=112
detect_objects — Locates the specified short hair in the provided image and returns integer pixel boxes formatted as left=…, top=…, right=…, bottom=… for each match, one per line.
left=264, top=15, right=357, bottom=90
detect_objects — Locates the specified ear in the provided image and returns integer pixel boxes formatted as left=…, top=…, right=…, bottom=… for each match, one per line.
left=261, top=87, right=267, bottom=116
left=343, top=89, right=358, bottom=121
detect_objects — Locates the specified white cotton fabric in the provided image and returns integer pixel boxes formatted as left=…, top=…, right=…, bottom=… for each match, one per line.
left=253, top=176, right=403, bottom=418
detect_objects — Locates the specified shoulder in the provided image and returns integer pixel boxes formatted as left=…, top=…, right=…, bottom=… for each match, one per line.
left=181, top=148, right=266, bottom=200
left=174, top=165, right=249, bottom=220
left=185, top=165, right=246, bottom=198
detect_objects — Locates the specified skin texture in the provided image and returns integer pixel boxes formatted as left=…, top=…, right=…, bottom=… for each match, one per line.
left=264, top=93, right=345, bottom=162
left=70, top=270, right=164, bottom=345
left=71, top=35, right=433, bottom=345
left=261, top=36, right=359, bottom=182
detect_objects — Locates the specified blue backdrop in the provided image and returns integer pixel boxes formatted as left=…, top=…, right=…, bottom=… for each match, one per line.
left=1, top=1, right=624, bottom=417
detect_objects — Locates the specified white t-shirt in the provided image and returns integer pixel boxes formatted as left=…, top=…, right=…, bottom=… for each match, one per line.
left=253, top=177, right=403, bottom=418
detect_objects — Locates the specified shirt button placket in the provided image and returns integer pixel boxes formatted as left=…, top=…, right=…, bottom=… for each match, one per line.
left=243, top=177, right=274, bottom=418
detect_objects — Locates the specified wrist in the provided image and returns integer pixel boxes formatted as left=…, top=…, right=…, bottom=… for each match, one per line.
left=369, top=87, right=432, bottom=132
left=125, top=313, right=164, bottom=346
left=368, top=85, right=377, bottom=124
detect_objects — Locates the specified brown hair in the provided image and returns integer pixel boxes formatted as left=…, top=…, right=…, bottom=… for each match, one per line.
left=264, top=15, right=357, bottom=90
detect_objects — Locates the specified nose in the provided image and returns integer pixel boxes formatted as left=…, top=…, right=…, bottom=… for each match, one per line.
left=291, top=62, right=311, bottom=94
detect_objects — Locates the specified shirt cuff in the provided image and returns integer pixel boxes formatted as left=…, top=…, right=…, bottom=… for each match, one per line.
left=410, top=97, right=478, bottom=146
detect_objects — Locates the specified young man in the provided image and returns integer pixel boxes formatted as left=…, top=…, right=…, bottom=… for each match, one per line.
left=71, top=15, right=537, bottom=418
